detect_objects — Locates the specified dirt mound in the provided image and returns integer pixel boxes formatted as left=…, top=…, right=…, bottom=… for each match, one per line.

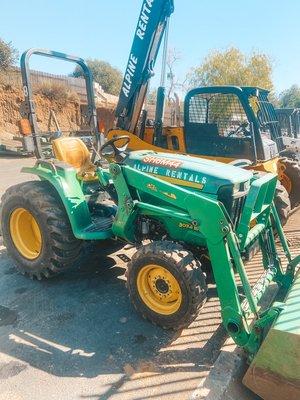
left=0, top=84, right=116, bottom=141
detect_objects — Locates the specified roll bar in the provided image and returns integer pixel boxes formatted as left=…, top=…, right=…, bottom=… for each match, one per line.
left=20, top=48, right=98, bottom=158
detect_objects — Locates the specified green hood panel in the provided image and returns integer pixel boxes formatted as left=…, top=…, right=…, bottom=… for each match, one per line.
left=126, top=150, right=252, bottom=195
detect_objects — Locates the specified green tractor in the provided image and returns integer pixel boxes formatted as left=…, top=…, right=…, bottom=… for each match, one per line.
left=1, top=128, right=300, bottom=397
left=1, top=23, right=299, bottom=397
left=1, top=51, right=300, bottom=395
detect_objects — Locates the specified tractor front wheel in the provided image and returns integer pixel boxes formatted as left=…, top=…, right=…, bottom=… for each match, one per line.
left=126, top=241, right=207, bottom=330
left=280, top=159, right=300, bottom=208
left=0, top=181, right=83, bottom=279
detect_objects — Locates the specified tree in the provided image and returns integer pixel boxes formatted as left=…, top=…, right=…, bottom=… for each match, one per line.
left=73, top=59, right=122, bottom=96
left=166, top=48, right=181, bottom=100
left=0, top=38, right=18, bottom=70
left=188, top=47, right=274, bottom=92
left=147, top=88, right=157, bottom=105
left=279, top=85, right=300, bottom=108
left=165, top=48, right=189, bottom=100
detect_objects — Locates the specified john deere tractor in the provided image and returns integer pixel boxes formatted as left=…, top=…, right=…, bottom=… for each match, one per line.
left=1, top=0, right=299, bottom=396
left=1, top=128, right=300, bottom=399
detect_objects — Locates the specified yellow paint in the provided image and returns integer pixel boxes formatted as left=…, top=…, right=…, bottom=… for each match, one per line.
left=179, top=222, right=200, bottom=232
left=143, top=127, right=154, bottom=145
left=107, top=130, right=171, bottom=152
left=277, top=159, right=293, bottom=194
left=161, top=191, right=177, bottom=200
left=137, top=264, right=182, bottom=315
left=52, top=137, right=98, bottom=181
left=249, top=96, right=260, bottom=115
left=131, top=127, right=187, bottom=152
left=164, top=127, right=186, bottom=152
left=147, top=183, right=158, bottom=192
left=10, top=208, right=42, bottom=260
left=108, top=130, right=281, bottom=178
left=250, top=157, right=279, bottom=174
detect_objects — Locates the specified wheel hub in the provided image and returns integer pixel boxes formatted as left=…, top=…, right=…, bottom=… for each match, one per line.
left=137, top=264, right=182, bottom=315
left=155, top=278, right=169, bottom=294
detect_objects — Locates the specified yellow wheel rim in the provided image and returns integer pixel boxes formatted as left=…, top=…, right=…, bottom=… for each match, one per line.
left=9, top=208, right=42, bottom=260
left=137, top=264, right=182, bottom=315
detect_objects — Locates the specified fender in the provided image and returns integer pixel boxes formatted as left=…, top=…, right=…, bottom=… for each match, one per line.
left=22, top=160, right=111, bottom=240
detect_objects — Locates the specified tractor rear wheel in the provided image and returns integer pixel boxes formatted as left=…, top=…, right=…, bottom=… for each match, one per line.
left=126, top=241, right=207, bottom=330
left=280, top=158, right=300, bottom=208
left=274, top=182, right=291, bottom=226
left=0, top=181, right=83, bottom=279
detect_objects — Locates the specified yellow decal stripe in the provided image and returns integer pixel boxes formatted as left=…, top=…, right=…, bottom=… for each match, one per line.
left=150, top=174, right=204, bottom=190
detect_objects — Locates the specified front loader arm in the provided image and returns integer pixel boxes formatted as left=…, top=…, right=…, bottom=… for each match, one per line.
left=110, top=163, right=300, bottom=356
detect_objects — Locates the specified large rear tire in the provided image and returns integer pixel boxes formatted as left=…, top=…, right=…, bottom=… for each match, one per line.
left=0, top=181, right=83, bottom=279
left=280, top=158, right=300, bottom=208
left=126, top=241, right=207, bottom=330
left=274, top=182, right=291, bottom=226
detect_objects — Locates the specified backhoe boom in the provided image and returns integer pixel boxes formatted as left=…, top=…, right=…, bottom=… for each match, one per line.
left=116, top=0, right=174, bottom=133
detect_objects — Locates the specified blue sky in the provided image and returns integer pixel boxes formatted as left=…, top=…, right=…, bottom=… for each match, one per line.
left=1, top=0, right=300, bottom=94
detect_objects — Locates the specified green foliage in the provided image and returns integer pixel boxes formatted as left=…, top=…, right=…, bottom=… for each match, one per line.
left=0, top=38, right=18, bottom=70
left=188, top=47, right=274, bottom=92
left=34, top=81, right=79, bottom=106
left=73, top=59, right=122, bottom=96
left=279, top=85, right=300, bottom=108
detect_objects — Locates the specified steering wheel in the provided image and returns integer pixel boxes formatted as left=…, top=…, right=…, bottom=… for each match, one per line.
left=228, top=122, right=250, bottom=138
left=100, top=135, right=130, bottom=162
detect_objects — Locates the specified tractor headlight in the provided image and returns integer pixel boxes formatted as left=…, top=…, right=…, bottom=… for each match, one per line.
left=233, top=181, right=250, bottom=197
left=233, top=183, right=241, bottom=196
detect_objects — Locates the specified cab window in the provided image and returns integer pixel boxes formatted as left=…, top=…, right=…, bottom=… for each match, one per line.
left=188, top=93, right=250, bottom=138
left=184, top=92, right=254, bottom=159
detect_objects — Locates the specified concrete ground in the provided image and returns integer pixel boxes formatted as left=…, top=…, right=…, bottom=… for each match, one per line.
left=0, top=156, right=299, bottom=400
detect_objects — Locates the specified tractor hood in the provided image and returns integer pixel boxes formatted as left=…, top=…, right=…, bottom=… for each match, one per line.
left=126, top=151, right=252, bottom=195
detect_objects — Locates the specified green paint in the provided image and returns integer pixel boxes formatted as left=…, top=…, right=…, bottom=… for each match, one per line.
left=23, top=161, right=112, bottom=240
left=21, top=150, right=300, bottom=360
left=244, top=270, right=300, bottom=392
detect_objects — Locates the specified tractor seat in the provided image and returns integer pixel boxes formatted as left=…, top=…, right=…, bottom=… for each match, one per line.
left=52, top=137, right=97, bottom=181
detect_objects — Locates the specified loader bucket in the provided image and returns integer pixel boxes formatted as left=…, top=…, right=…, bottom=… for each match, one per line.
left=243, top=269, right=300, bottom=400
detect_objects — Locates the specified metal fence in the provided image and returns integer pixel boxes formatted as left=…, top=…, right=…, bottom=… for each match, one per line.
left=0, top=68, right=118, bottom=106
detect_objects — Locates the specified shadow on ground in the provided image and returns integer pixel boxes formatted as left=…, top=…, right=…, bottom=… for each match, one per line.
left=0, top=221, right=299, bottom=399
left=0, top=239, right=230, bottom=399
